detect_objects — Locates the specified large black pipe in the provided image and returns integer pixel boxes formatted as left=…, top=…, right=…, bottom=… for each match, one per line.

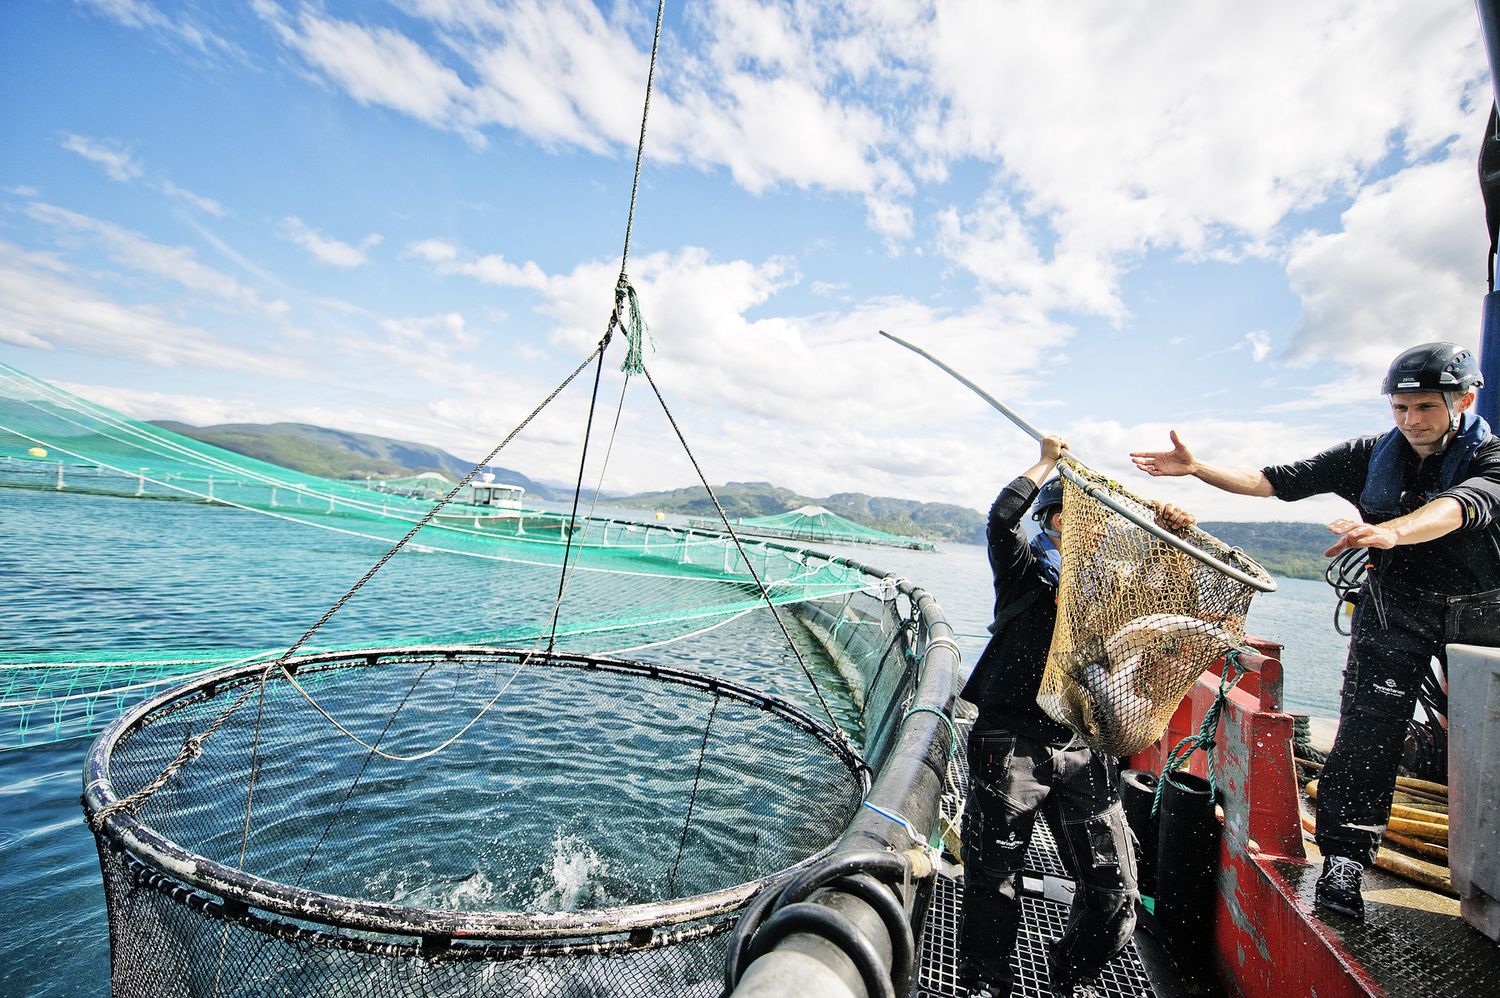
left=1153, top=771, right=1221, bottom=973
left=1120, top=769, right=1161, bottom=898
left=728, top=573, right=961, bottom=998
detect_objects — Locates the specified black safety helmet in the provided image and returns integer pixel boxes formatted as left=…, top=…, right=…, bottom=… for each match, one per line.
left=1031, top=477, right=1064, bottom=523
left=1380, top=342, right=1484, bottom=395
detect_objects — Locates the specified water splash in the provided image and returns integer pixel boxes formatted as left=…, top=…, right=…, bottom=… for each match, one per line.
left=529, top=829, right=609, bottom=912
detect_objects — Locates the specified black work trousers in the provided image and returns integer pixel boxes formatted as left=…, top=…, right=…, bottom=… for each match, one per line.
left=958, top=719, right=1137, bottom=995
left=1318, top=587, right=1500, bottom=866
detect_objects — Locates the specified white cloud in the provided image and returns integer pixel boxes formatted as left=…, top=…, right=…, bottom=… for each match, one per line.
left=1246, top=331, right=1272, bottom=362
left=410, top=239, right=1086, bottom=506
left=1283, top=152, right=1482, bottom=390
left=238, top=0, right=1491, bottom=347
left=62, top=133, right=226, bottom=217
left=405, top=238, right=459, bottom=262
left=26, top=201, right=288, bottom=316
left=23, top=0, right=1496, bottom=519
left=256, top=2, right=477, bottom=140
left=77, top=0, right=239, bottom=59
left=279, top=217, right=380, bottom=268
left=0, top=240, right=291, bottom=376
left=925, top=3, right=1480, bottom=253
left=62, top=134, right=142, bottom=182
left=378, top=311, right=474, bottom=354
left=158, top=180, right=225, bottom=217
left=443, top=252, right=551, bottom=290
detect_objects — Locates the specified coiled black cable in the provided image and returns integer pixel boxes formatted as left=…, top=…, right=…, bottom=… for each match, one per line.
left=722, top=850, right=915, bottom=997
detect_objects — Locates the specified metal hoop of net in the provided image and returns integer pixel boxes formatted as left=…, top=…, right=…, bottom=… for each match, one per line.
left=1036, top=464, right=1275, bottom=756
left=83, top=647, right=869, bottom=998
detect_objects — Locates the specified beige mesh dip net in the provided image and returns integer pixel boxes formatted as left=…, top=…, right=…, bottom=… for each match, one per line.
left=1036, top=463, right=1275, bottom=756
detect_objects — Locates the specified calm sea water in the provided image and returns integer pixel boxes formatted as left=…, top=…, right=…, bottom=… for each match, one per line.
left=0, top=489, right=1350, bottom=996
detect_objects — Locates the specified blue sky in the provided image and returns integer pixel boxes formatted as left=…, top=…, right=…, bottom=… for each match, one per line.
left=0, top=1, right=1492, bottom=521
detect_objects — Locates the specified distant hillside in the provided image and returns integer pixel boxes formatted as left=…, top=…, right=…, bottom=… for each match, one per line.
left=150, top=420, right=562, bottom=499
left=141, top=419, right=1339, bottom=575
left=1201, top=520, right=1333, bottom=581
left=614, top=481, right=986, bottom=543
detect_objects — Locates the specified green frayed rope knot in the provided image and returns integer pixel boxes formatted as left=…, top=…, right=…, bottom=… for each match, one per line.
left=616, top=274, right=654, bottom=375
left=1151, top=648, right=1246, bottom=817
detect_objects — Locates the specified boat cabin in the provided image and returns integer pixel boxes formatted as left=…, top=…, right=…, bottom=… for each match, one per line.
left=468, top=481, right=525, bottom=511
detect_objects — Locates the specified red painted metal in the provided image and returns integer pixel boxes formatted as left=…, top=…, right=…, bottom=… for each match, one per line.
left=1128, top=637, right=1386, bottom=998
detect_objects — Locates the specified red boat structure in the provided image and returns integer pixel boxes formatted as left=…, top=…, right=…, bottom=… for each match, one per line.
left=1126, top=641, right=1500, bottom=998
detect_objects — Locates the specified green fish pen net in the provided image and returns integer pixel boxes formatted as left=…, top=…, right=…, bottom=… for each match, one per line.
left=1037, top=463, right=1275, bottom=756
left=691, top=504, right=937, bottom=551
left=0, top=362, right=870, bottom=750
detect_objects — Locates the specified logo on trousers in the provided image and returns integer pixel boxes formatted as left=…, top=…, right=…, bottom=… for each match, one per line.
left=1374, top=678, right=1403, bottom=697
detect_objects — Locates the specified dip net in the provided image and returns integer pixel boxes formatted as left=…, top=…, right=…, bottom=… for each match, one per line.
left=1036, top=463, right=1274, bottom=756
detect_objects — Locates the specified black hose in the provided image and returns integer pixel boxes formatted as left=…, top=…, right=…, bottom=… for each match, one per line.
left=722, top=849, right=915, bottom=996
left=746, top=903, right=895, bottom=998
left=823, top=873, right=913, bottom=992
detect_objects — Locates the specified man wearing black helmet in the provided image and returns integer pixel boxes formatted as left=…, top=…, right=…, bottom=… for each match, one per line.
left=958, top=433, right=1196, bottom=998
left=1130, top=341, right=1500, bottom=922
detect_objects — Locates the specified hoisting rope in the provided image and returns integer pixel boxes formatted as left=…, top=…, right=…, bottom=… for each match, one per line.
left=1151, top=649, right=1245, bottom=817
left=88, top=344, right=608, bottom=831
left=547, top=338, right=613, bottom=655
left=667, top=690, right=720, bottom=894
left=546, top=0, right=662, bottom=646
left=640, top=365, right=844, bottom=735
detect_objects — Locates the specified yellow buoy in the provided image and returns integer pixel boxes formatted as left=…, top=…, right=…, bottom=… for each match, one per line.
left=27, top=447, right=47, bottom=458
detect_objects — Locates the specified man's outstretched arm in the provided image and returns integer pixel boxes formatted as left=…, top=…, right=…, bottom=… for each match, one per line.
left=1130, top=429, right=1275, bottom=497
left=1323, top=498, right=1465, bottom=557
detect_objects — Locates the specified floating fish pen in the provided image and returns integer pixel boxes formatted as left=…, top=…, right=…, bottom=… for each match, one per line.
left=0, top=353, right=960, bottom=995
left=81, top=563, right=957, bottom=997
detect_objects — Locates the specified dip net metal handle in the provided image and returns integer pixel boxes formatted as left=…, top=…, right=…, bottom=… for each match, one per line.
left=878, top=330, right=1276, bottom=594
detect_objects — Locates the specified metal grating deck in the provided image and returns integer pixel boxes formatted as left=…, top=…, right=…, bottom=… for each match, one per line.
left=917, top=722, right=1157, bottom=998
left=1269, top=856, right=1500, bottom=997
left=913, top=874, right=1156, bottom=998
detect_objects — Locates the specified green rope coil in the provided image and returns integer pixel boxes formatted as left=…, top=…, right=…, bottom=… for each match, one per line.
left=1150, top=648, right=1246, bottom=817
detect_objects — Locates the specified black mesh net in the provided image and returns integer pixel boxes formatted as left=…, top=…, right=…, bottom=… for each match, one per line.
left=86, top=648, right=870, bottom=997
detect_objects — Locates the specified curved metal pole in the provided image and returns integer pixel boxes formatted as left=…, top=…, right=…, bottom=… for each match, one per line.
left=878, top=330, right=1276, bottom=593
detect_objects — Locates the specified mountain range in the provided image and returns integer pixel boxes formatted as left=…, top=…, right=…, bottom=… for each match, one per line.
left=154, top=419, right=1335, bottom=579
left=150, top=420, right=566, bottom=499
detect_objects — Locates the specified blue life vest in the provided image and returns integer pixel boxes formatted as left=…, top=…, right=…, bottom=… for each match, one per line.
left=1359, top=412, right=1491, bottom=521
left=987, top=529, right=1061, bottom=636
left=1030, top=530, right=1061, bottom=587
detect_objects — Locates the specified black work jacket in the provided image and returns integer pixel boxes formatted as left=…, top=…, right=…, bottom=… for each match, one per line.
left=1263, top=434, right=1500, bottom=597
left=960, top=476, right=1071, bottom=736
